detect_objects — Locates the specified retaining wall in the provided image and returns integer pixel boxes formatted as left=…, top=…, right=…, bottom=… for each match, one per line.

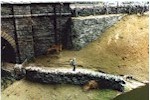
left=70, top=14, right=124, bottom=50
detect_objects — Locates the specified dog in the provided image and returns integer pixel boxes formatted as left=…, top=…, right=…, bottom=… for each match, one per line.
left=83, top=80, right=99, bottom=91
left=47, top=44, right=62, bottom=54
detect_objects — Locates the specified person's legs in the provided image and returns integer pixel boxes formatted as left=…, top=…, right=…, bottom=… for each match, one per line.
left=73, top=65, right=76, bottom=71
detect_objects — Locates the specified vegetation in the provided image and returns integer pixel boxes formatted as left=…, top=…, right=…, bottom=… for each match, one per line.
left=114, top=84, right=149, bottom=100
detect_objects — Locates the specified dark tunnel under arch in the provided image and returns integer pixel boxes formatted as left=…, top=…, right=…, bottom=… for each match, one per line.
left=1, top=37, right=16, bottom=63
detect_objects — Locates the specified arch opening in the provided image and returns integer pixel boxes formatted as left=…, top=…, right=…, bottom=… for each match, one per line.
left=1, top=38, right=16, bottom=63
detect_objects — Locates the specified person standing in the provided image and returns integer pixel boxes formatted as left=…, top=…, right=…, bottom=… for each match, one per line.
left=70, top=58, right=77, bottom=71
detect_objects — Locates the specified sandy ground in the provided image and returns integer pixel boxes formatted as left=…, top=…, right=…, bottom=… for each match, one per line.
left=1, top=79, right=118, bottom=100
left=31, top=14, right=149, bottom=81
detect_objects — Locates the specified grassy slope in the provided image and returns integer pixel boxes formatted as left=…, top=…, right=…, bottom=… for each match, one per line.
left=33, top=14, right=149, bottom=81
left=114, top=84, right=149, bottom=100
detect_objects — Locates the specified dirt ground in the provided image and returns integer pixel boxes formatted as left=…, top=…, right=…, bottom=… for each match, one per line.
left=31, top=14, right=149, bottom=81
left=2, top=14, right=149, bottom=100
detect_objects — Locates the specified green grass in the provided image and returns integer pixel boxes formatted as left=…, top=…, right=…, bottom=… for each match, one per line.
left=93, top=89, right=119, bottom=100
left=113, top=84, right=149, bottom=100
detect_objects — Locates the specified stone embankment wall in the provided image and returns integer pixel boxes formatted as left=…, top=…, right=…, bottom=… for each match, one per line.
left=69, top=2, right=149, bottom=50
left=25, top=67, right=126, bottom=92
left=70, top=14, right=124, bottom=50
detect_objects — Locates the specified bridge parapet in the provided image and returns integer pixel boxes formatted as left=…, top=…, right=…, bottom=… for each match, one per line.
left=70, top=2, right=149, bottom=17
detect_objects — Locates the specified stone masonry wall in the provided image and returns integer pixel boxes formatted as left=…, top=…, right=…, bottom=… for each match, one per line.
left=1, top=18, right=15, bottom=39
left=70, top=14, right=124, bottom=50
left=13, top=5, right=35, bottom=61
left=25, top=67, right=126, bottom=92
left=1, top=3, right=71, bottom=62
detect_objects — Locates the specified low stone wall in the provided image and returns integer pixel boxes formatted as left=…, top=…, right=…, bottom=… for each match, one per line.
left=25, top=67, right=126, bottom=92
left=70, top=14, right=124, bottom=50
left=71, top=3, right=149, bottom=17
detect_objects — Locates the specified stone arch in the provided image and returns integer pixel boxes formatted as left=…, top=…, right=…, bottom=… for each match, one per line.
left=1, top=31, right=16, bottom=51
left=1, top=31, right=17, bottom=63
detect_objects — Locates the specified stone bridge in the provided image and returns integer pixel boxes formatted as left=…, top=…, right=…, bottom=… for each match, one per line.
left=25, top=66, right=126, bottom=92
left=1, top=2, right=149, bottom=64
left=24, top=66, right=145, bottom=92
left=2, top=63, right=146, bottom=92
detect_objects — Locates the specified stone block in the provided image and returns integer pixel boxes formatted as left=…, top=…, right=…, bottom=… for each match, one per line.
left=17, top=30, right=33, bottom=37
left=13, top=5, right=31, bottom=15
left=15, top=17, right=32, bottom=24
left=1, top=19, right=14, bottom=30
left=1, top=5, right=12, bottom=15
left=33, top=29, right=54, bottom=37
left=31, top=4, right=53, bottom=14
left=55, top=4, right=70, bottom=13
